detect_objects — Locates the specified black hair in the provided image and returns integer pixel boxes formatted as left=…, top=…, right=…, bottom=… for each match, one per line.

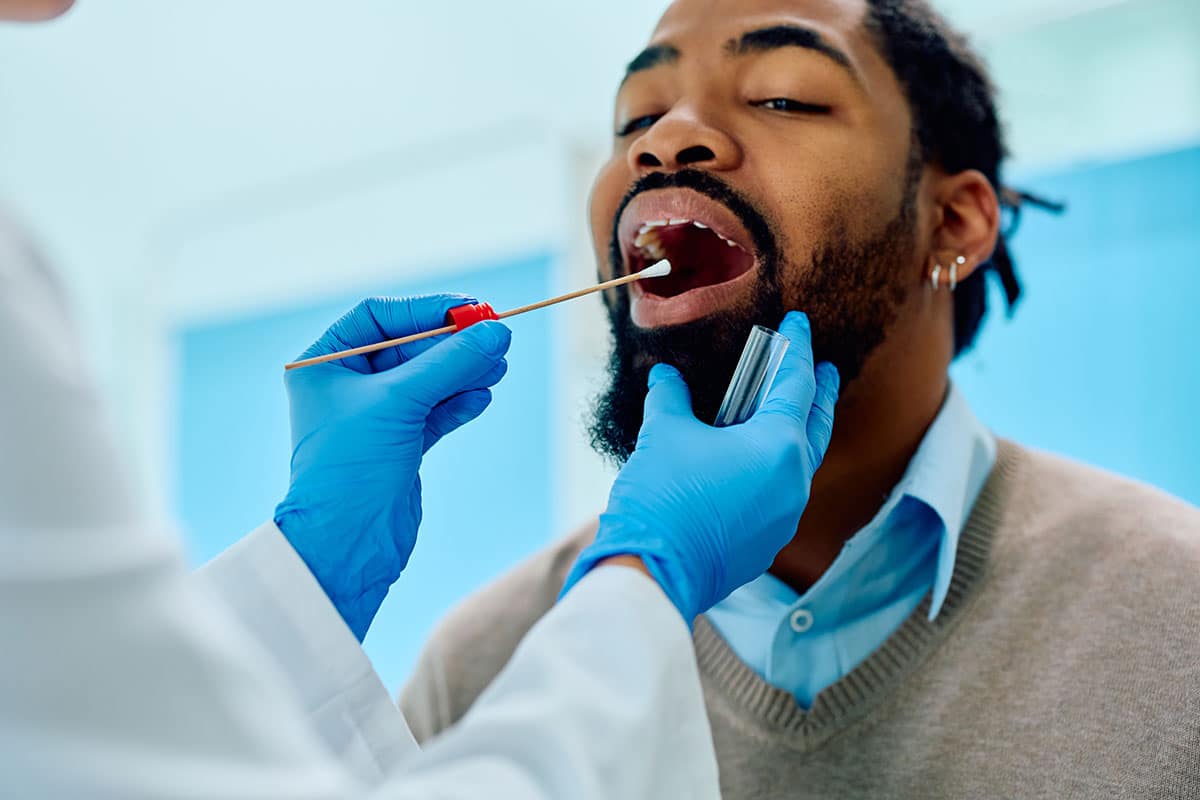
left=864, top=0, right=1061, bottom=356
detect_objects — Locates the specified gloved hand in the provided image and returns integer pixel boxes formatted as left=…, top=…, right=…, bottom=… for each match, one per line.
left=560, top=311, right=839, bottom=625
left=275, top=295, right=511, bottom=641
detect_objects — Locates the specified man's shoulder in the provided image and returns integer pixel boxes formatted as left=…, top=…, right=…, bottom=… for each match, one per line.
left=1010, top=442, right=1200, bottom=544
left=1000, top=441, right=1200, bottom=592
left=399, top=521, right=597, bottom=740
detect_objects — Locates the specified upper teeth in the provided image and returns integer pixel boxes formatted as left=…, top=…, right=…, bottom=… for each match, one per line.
left=634, top=218, right=745, bottom=252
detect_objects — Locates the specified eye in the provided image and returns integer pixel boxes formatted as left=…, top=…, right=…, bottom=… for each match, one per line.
left=616, top=114, right=662, bottom=137
left=752, top=98, right=833, bottom=114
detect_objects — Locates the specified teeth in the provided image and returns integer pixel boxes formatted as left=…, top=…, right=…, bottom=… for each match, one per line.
left=632, top=218, right=748, bottom=260
left=713, top=231, right=743, bottom=250
left=638, top=220, right=669, bottom=235
left=634, top=229, right=660, bottom=249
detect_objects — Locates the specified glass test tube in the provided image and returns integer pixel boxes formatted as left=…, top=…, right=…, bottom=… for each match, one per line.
left=713, top=325, right=790, bottom=427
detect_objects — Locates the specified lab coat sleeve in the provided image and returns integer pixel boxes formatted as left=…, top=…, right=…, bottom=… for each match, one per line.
left=202, top=526, right=722, bottom=800
left=199, top=522, right=420, bottom=780
left=376, top=563, right=722, bottom=800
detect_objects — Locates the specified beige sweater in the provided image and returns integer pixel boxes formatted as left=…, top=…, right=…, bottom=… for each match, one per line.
left=400, top=442, right=1200, bottom=798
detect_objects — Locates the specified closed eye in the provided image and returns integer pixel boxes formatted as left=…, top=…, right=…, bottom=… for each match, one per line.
left=752, top=98, right=833, bottom=114
left=616, top=114, right=663, bottom=137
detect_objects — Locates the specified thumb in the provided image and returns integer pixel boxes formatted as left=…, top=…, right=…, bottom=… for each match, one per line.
left=754, top=311, right=817, bottom=426
left=642, top=363, right=695, bottom=422
left=806, top=362, right=840, bottom=466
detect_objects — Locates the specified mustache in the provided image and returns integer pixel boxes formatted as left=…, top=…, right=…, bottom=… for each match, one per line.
left=606, top=169, right=780, bottom=280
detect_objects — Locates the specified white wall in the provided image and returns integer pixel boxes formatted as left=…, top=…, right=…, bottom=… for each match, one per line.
left=0, top=0, right=1196, bottom=528
left=949, top=0, right=1200, bottom=170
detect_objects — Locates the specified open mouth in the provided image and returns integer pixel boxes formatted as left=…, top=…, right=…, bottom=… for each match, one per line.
left=625, top=218, right=756, bottom=298
left=615, top=189, right=761, bottom=327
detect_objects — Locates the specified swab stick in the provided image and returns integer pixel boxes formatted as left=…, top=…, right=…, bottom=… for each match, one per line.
left=284, top=259, right=672, bottom=371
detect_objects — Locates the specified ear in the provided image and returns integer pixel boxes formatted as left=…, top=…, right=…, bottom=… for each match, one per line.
left=927, top=169, right=1000, bottom=284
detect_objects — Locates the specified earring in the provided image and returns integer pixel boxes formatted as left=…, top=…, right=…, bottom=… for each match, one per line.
left=949, top=255, right=966, bottom=291
left=930, top=264, right=942, bottom=291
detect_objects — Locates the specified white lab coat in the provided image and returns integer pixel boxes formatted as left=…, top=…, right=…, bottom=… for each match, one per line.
left=0, top=212, right=720, bottom=799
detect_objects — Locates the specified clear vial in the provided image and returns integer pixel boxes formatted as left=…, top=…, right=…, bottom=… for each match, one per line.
left=713, top=325, right=790, bottom=427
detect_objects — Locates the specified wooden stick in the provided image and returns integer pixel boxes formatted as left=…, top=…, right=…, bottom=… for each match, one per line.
left=284, top=263, right=667, bottom=371
left=285, top=322, right=459, bottom=371
left=497, top=270, right=645, bottom=320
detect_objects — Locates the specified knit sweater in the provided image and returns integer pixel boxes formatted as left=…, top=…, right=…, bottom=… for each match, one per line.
left=400, top=442, right=1200, bottom=798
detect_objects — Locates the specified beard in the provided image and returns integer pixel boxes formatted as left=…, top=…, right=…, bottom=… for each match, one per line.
left=588, top=169, right=917, bottom=465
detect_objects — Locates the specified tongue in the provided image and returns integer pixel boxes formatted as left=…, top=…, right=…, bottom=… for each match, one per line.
left=644, top=224, right=753, bottom=298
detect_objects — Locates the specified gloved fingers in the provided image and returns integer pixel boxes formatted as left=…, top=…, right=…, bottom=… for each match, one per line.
left=393, top=320, right=512, bottom=410
left=422, top=388, right=494, bottom=453
left=296, top=294, right=476, bottom=374
left=642, top=363, right=695, bottom=423
left=806, top=362, right=840, bottom=466
left=753, top=311, right=817, bottom=427
left=418, top=358, right=507, bottom=453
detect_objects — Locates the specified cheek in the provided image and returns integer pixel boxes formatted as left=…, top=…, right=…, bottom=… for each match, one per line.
left=589, top=158, right=631, bottom=281
left=757, top=147, right=906, bottom=262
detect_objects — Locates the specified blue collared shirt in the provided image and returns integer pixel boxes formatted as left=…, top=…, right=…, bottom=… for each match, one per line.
left=704, top=385, right=996, bottom=709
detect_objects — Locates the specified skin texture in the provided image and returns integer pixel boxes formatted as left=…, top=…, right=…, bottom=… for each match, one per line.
left=0, top=0, right=73, bottom=22
left=588, top=0, right=1000, bottom=591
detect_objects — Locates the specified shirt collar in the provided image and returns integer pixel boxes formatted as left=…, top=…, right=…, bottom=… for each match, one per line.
left=901, top=384, right=996, bottom=619
left=726, top=386, right=995, bottom=621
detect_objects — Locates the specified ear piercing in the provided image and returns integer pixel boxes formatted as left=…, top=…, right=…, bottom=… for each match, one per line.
left=931, top=255, right=967, bottom=291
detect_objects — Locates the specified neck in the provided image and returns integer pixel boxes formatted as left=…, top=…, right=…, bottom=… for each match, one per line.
left=769, top=323, right=951, bottom=592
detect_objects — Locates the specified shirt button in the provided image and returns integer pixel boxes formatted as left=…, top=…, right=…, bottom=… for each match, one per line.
left=789, top=608, right=814, bottom=634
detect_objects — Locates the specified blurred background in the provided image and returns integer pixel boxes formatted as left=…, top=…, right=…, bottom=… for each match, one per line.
left=1, top=0, right=1196, bottom=691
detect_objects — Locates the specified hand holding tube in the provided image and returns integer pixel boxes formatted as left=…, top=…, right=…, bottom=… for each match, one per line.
left=561, top=312, right=839, bottom=624
left=275, top=295, right=511, bottom=641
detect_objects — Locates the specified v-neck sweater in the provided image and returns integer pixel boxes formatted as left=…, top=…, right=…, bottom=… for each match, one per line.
left=401, top=440, right=1200, bottom=799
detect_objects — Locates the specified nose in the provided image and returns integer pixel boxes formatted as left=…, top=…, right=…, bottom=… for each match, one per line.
left=627, top=109, right=742, bottom=174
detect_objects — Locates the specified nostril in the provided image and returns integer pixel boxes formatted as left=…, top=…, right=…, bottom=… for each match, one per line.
left=677, top=145, right=716, bottom=165
left=637, top=152, right=663, bottom=168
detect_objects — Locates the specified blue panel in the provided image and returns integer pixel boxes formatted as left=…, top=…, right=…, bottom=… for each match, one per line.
left=953, top=145, right=1200, bottom=505
left=174, top=254, right=554, bottom=688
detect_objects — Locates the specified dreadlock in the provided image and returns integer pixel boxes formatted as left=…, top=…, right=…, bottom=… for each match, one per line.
left=864, top=0, right=1061, bottom=356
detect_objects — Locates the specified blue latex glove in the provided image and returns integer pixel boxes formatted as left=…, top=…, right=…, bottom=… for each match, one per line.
left=275, top=295, right=511, bottom=641
left=560, top=311, right=839, bottom=624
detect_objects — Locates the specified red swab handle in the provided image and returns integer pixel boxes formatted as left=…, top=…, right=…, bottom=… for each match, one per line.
left=445, top=302, right=500, bottom=331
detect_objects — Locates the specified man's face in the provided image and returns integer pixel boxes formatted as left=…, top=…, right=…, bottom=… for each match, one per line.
left=587, top=0, right=926, bottom=461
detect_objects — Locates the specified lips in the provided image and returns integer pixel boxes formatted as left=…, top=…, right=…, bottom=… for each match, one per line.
left=617, top=189, right=758, bottom=327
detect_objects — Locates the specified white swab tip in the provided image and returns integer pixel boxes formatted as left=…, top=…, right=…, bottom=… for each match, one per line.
left=638, top=259, right=672, bottom=279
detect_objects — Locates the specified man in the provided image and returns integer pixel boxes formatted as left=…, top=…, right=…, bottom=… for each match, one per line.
left=0, top=1, right=844, bottom=797
left=400, top=1, right=1200, bottom=796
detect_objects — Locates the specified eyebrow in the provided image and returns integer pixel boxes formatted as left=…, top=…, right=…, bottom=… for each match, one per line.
left=620, top=24, right=860, bottom=89
left=729, top=24, right=860, bottom=82
left=621, top=44, right=680, bottom=86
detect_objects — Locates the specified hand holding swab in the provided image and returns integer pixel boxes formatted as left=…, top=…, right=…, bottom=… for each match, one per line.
left=284, top=259, right=672, bottom=371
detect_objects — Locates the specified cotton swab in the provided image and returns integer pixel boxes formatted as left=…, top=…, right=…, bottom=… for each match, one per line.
left=284, top=259, right=672, bottom=371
